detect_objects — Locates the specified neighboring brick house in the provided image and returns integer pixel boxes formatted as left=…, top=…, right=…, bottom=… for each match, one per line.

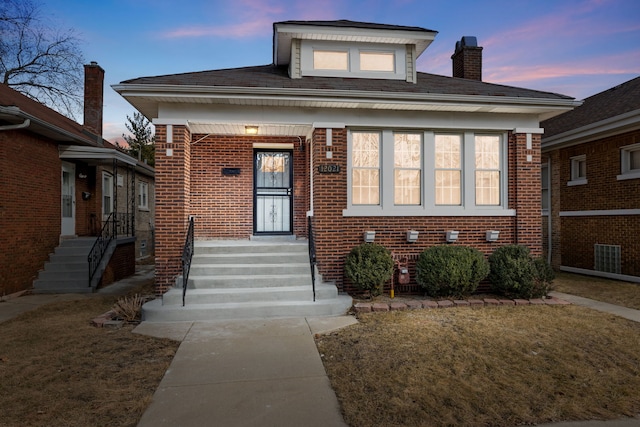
left=114, top=20, right=579, bottom=296
left=541, top=76, right=640, bottom=282
left=0, top=63, right=155, bottom=297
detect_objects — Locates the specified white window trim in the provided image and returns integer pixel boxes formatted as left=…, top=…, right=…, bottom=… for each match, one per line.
left=344, top=129, right=515, bottom=217
left=617, top=143, right=640, bottom=181
left=138, top=181, right=149, bottom=210
left=301, top=40, right=406, bottom=80
left=568, top=154, right=587, bottom=186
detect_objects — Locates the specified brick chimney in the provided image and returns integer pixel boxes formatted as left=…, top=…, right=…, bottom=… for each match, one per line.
left=83, top=61, right=104, bottom=136
left=451, top=36, right=483, bottom=81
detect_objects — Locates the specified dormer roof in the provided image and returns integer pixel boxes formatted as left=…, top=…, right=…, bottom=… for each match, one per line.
left=273, top=20, right=438, bottom=66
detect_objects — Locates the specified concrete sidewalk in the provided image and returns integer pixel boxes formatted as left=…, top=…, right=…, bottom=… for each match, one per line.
left=133, top=316, right=357, bottom=427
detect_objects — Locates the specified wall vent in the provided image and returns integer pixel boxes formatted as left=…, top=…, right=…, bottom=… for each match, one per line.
left=594, top=244, right=621, bottom=274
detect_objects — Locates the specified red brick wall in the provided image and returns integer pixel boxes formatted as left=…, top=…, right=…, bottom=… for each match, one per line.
left=513, top=133, right=542, bottom=255
left=154, top=132, right=310, bottom=293
left=99, top=240, right=136, bottom=287
left=189, top=135, right=309, bottom=238
left=154, top=125, right=192, bottom=294
left=309, top=128, right=538, bottom=294
left=545, top=129, right=640, bottom=277
left=0, top=130, right=61, bottom=295
left=542, top=151, right=562, bottom=269
left=559, top=130, right=640, bottom=211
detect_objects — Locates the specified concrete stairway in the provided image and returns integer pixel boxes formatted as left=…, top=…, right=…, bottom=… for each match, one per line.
left=142, top=240, right=353, bottom=322
left=33, top=238, right=96, bottom=293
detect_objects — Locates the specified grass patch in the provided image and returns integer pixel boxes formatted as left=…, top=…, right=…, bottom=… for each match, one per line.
left=554, top=272, right=640, bottom=310
left=0, top=281, right=179, bottom=427
left=316, top=306, right=640, bottom=427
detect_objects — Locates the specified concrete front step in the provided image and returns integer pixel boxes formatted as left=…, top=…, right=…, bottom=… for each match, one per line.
left=188, top=274, right=312, bottom=289
left=189, top=263, right=311, bottom=276
left=36, top=269, right=88, bottom=281
left=142, top=294, right=353, bottom=322
left=41, top=262, right=88, bottom=273
left=194, top=241, right=308, bottom=255
left=191, top=252, right=308, bottom=264
left=163, top=284, right=338, bottom=305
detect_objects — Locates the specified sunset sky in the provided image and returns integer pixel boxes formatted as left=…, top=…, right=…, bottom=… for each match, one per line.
left=42, top=0, right=640, bottom=142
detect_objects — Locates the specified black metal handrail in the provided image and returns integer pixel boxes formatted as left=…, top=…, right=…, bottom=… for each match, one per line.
left=308, top=216, right=316, bottom=302
left=88, top=212, right=116, bottom=286
left=182, top=217, right=195, bottom=306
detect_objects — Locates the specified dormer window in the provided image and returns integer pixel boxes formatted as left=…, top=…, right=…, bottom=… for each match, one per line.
left=360, top=51, right=395, bottom=72
left=302, top=41, right=405, bottom=80
left=313, top=50, right=348, bottom=71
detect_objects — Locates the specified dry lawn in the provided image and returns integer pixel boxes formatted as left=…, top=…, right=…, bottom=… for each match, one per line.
left=0, top=281, right=179, bottom=427
left=553, top=272, right=640, bottom=310
left=316, top=305, right=640, bottom=427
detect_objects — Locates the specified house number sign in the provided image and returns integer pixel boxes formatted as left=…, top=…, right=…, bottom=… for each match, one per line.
left=318, top=164, right=341, bottom=174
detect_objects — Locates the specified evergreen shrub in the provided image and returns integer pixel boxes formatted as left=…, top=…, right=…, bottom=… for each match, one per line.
left=415, top=245, right=489, bottom=298
left=344, top=243, right=394, bottom=297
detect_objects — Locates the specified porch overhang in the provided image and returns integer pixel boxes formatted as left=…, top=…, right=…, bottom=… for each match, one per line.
left=59, top=145, right=138, bottom=166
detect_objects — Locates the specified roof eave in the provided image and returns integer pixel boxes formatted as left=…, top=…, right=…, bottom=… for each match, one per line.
left=0, top=105, right=100, bottom=147
left=542, top=109, right=640, bottom=151
left=112, top=83, right=580, bottom=118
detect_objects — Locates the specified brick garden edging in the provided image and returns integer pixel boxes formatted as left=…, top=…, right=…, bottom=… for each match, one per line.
left=353, top=296, right=571, bottom=313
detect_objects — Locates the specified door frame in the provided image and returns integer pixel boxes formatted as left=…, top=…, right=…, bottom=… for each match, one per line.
left=61, top=162, right=76, bottom=236
left=253, top=149, right=294, bottom=235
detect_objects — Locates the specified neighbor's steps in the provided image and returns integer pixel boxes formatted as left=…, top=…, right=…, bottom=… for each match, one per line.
left=33, top=238, right=96, bottom=293
left=142, top=239, right=352, bottom=322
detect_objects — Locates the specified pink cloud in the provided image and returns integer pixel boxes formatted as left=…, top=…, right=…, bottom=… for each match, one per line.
left=486, top=51, right=640, bottom=86
left=159, top=0, right=341, bottom=40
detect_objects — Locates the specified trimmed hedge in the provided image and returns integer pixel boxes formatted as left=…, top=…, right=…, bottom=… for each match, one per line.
left=415, top=245, right=489, bottom=298
left=488, top=245, right=555, bottom=299
left=344, top=243, right=394, bottom=297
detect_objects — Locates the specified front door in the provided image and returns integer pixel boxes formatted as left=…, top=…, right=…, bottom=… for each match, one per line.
left=61, top=162, right=76, bottom=236
left=254, top=150, right=293, bottom=234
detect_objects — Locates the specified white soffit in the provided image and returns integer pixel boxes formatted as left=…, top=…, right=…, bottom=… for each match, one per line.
left=188, top=122, right=312, bottom=137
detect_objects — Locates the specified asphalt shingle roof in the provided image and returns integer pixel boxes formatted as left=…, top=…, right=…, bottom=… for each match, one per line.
left=0, top=83, right=92, bottom=143
left=542, top=75, right=640, bottom=138
left=120, top=64, right=574, bottom=101
left=274, top=19, right=436, bottom=33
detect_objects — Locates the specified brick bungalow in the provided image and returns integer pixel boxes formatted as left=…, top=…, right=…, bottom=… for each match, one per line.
left=0, top=63, right=155, bottom=297
left=114, top=20, right=580, bottom=299
left=541, top=76, right=640, bottom=282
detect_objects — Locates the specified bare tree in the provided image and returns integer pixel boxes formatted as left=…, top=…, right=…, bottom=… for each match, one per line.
left=0, top=0, right=85, bottom=119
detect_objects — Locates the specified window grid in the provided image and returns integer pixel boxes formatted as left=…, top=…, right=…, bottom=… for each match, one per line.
left=475, top=136, right=501, bottom=205
left=352, top=132, right=380, bottom=205
left=435, top=135, right=462, bottom=205
left=394, top=133, right=421, bottom=205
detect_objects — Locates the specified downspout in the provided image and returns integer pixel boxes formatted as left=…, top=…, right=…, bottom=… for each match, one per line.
left=0, top=118, right=30, bottom=131
left=547, top=157, right=553, bottom=264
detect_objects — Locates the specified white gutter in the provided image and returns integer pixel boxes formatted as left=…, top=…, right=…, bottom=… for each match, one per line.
left=0, top=118, right=30, bottom=131
left=112, top=84, right=581, bottom=111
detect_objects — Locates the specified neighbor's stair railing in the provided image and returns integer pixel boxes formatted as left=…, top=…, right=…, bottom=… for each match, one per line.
left=182, top=217, right=195, bottom=306
left=88, top=212, right=116, bottom=286
left=308, top=216, right=316, bottom=302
